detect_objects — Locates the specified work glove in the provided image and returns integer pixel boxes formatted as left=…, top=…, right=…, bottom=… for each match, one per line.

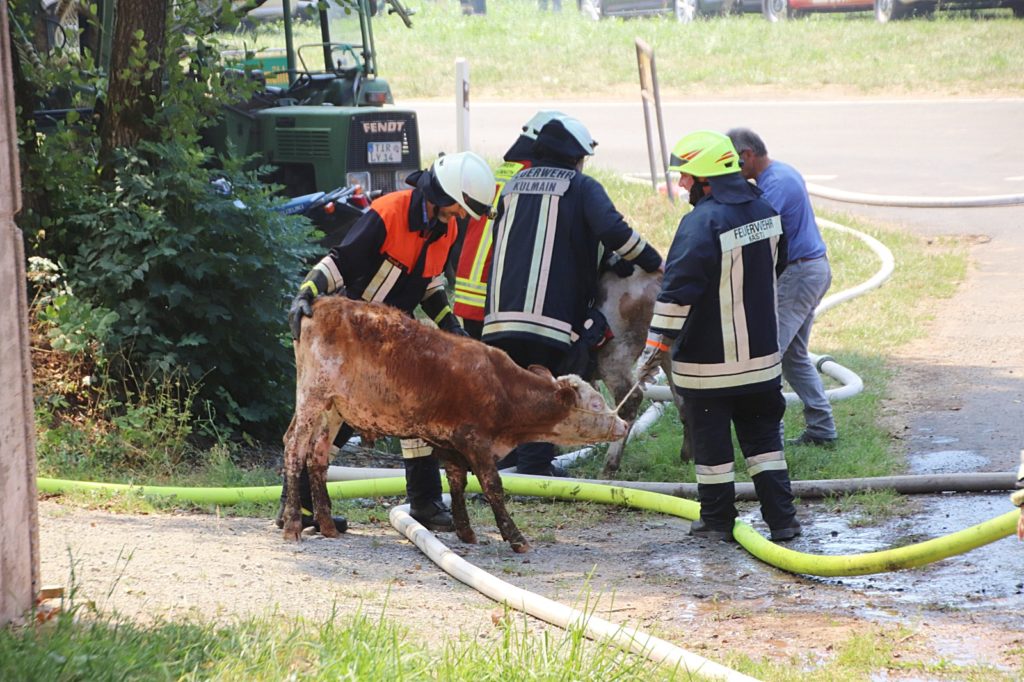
left=288, top=288, right=315, bottom=341
left=439, top=314, right=470, bottom=337
left=609, top=256, right=635, bottom=278
left=633, top=333, right=669, bottom=388
left=601, top=252, right=636, bottom=278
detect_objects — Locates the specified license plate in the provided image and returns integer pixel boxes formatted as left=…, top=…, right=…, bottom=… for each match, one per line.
left=367, top=141, right=402, bottom=164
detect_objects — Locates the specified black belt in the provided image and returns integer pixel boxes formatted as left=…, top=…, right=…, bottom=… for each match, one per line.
left=789, top=255, right=824, bottom=265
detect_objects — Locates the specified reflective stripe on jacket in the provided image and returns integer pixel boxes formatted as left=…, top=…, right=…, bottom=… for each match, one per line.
left=453, top=160, right=527, bottom=322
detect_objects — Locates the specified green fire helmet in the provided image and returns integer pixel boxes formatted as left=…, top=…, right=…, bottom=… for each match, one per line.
left=668, top=131, right=741, bottom=177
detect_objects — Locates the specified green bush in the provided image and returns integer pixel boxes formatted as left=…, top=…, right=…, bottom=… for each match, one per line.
left=24, top=138, right=318, bottom=438
left=14, top=1, right=321, bottom=440
left=63, top=144, right=317, bottom=434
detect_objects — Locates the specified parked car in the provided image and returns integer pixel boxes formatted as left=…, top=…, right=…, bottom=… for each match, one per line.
left=198, top=0, right=317, bottom=24
left=245, top=0, right=317, bottom=22
left=762, top=0, right=1022, bottom=22
left=577, top=0, right=758, bottom=22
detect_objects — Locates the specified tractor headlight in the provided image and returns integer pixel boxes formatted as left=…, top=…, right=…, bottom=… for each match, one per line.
left=346, top=171, right=371, bottom=192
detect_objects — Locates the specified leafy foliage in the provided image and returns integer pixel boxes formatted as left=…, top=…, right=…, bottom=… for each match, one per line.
left=13, top=0, right=320, bottom=439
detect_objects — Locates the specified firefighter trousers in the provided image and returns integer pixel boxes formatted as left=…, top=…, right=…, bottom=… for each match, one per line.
left=683, top=388, right=797, bottom=532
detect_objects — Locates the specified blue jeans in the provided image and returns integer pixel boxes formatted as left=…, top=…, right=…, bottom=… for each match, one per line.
left=777, top=257, right=836, bottom=440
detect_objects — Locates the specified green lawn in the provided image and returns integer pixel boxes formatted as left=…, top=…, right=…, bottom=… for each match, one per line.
left=218, top=1, right=1024, bottom=99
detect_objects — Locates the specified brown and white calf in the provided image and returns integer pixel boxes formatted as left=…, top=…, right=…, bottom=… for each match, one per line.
left=283, top=296, right=628, bottom=552
left=592, top=268, right=692, bottom=475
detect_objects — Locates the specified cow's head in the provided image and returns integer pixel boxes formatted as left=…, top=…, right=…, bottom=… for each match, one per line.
left=547, top=373, right=628, bottom=445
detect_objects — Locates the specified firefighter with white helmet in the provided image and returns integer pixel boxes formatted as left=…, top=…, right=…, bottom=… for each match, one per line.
left=482, top=116, right=662, bottom=476
left=453, top=110, right=572, bottom=338
left=284, top=151, right=497, bottom=533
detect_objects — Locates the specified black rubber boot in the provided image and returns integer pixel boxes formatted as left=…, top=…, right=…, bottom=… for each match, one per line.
left=689, top=518, right=734, bottom=542
left=751, top=470, right=798, bottom=533
left=276, top=464, right=347, bottom=534
left=405, top=454, right=455, bottom=532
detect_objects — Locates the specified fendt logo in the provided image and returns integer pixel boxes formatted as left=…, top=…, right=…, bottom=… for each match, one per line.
left=362, top=121, right=406, bottom=134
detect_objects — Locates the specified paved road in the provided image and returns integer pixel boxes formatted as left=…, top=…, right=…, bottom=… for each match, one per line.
left=411, top=97, right=1024, bottom=471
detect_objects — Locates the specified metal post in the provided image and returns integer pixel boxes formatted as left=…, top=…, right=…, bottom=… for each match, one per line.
left=0, top=0, right=41, bottom=626
left=455, top=58, right=470, bottom=153
left=635, top=39, right=674, bottom=203
left=282, top=0, right=296, bottom=85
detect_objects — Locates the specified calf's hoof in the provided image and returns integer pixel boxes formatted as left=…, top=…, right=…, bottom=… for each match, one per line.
left=456, top=528, right=478, bottom=545
left=282, top=526, right=303, bottom=542
left=511, top=541, right=531, bottom=554
left=318, top=520, right=340, bottom=539
left=278, top=514, right=348, bottom=535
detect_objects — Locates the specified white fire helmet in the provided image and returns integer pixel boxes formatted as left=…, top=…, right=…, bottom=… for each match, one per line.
left=432, top=151, right=497, bottom=220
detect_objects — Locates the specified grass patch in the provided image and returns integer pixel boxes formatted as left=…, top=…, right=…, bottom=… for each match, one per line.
left=822, top=489, right=905, bottom=527
left=371, top=1, right=1021, bottom=99
left=217, top=1, right=1024, bottom=99
left=7, top=597, right=1009, bottom=681
left=0, top=598, right=699, bottom=682
left=736, top=623, right=1015, bottom=680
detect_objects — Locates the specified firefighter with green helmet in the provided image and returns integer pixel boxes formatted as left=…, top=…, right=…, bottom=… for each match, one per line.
left=635, top=130, right=801, bottom=543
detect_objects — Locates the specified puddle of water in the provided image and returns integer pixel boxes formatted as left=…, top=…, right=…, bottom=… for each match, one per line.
left=647, top=494, right=1024, bottom=628
left=908, top=450, right=988, bottom=475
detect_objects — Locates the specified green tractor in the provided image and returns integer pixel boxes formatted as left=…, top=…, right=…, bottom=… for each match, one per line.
left=207, top=0, right=422, bottom=199
left=25, top=0, right=421, bottom=201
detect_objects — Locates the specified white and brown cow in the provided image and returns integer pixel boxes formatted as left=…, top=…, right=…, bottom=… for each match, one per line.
left=592, top=267, right=692, bottom=475
left=283, top=296, right=628, bottom=552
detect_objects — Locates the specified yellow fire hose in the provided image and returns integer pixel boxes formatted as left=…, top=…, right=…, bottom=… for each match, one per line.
left=37, top=474, right=1018, bottom=577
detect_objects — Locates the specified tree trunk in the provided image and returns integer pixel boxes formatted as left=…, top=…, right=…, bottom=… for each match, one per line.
left=98, top=0, right=168, bottom=175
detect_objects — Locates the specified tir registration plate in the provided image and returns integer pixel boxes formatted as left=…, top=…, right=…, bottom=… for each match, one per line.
left=367, top=141, right=402, bottom=164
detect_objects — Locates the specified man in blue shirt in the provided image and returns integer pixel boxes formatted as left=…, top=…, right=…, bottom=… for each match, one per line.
left=727, top=128, right=838, bottom=447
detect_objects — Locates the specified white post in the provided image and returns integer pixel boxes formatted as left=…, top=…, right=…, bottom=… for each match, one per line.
left=455, top=58, right=470, bottom=152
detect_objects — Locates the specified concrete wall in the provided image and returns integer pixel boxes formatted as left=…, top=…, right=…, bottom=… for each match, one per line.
left=0, top=0, right=41, bottom=625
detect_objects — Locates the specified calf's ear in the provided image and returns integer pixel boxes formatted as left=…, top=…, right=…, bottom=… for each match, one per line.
left=555, top=380, right=576, bottom=407
left=527, top=365, right=555, bottom=381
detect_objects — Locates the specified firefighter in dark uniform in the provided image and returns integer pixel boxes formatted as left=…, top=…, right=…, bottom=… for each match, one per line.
left=453, top=110, right=569, bottom=339
left=284, top=151, right=498, bottom=533
left=482, top=117, right=662, bottom=476
left=635, top=130, right=801, bottom=543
